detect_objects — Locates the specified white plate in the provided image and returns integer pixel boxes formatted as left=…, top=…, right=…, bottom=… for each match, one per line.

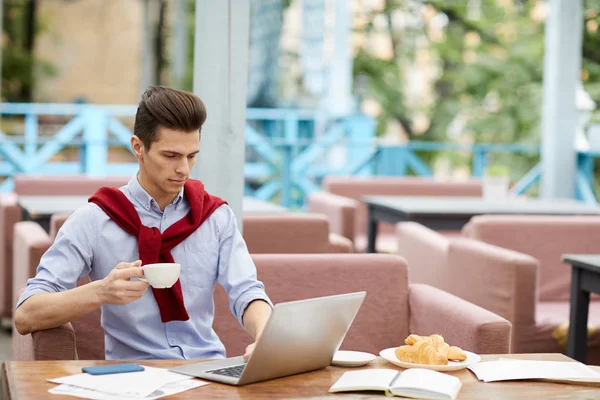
left=379, top=347, right=481, bottom=372
left=331, top=350, right=377, bottom=367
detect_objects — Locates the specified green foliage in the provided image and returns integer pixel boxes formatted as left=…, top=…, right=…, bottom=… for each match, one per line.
left=2, top=0, right=56, bottom=101
left=353, top=0, right=567, bottom=178
left=484, top=164, right=510, bottom=177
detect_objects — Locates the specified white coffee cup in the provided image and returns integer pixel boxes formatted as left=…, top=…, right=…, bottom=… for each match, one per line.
left=139, top=263, right=180, bottom=288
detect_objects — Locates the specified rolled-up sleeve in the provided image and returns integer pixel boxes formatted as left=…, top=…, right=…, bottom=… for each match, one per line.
left=216, top=206, right=272, bottom=327
left=16, top=205, right=97, bottom=309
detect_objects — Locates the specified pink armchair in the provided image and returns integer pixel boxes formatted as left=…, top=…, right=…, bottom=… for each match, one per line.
left=242, top=213, right=353, bottom=253
left=0, top=193, right=20, bottom=318
left=396, top=215, right=600, bottom=364
left=13, top=254, right=511, bottom=360
left=0, top=175, right=128, bottom=318
left=308, top=176, right=482, bottom=253
left=11, top=214, right=71, bottom=311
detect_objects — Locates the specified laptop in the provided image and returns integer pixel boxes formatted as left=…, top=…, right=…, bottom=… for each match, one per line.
left=169, top=291, right=366, bottom=386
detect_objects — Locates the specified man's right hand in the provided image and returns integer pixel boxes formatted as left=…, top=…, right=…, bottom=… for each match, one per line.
left=96, top=260, right=150, bottom=305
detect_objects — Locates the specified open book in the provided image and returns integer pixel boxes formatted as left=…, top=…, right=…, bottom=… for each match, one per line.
left=329, top=368, right=462, bottom=400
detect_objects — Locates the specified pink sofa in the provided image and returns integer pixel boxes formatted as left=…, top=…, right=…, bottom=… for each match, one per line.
left=242, top=213, right=353, bottom=253
left=13, top=254, right=511, bottom=360
left=308, top=176, right=482, bottom=253
left=0, top=174, right=129, bottom=318
left=396, top=215, right=600, bottom=364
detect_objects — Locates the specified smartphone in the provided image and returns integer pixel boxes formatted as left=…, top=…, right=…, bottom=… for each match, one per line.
left=82, top=363, right=145, bottom=375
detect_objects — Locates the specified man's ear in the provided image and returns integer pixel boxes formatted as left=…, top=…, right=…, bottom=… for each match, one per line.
left=131, top=136, right=145, bottom=160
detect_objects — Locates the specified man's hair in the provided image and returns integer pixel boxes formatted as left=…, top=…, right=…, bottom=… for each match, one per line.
left=133, top=86, right=207, bottom=149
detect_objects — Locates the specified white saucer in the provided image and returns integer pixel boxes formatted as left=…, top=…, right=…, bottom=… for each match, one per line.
left=331, top=350, right=376, bottom=367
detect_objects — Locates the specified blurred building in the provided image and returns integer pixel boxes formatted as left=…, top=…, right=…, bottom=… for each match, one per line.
left=33, top=0, right=145, bottom=104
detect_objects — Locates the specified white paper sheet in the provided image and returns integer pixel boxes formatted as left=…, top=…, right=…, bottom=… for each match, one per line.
left=468, top=360, right=600, bottom=383
left=48, top=379, right=208, bottom=400
left=48, top=366, right=193, bottom=398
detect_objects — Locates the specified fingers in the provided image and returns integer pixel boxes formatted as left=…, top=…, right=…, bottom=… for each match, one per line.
left=116, top=260, right=142, bottom=270
left=114, top=284, right=149, bottom=304
left=123, top=280, right=150, bottom=292
left=116, top=266, right=145, bottom=279
left=243, top=343, right=256, bottom=361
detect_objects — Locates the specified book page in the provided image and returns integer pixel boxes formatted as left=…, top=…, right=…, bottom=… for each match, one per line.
left=391, top=368, right=462, bottom=400
left=329, top=369, right=399, bottom=393
left=468, top=360, right=600, bottom=383
left=496, top=359, right=600, bottom=386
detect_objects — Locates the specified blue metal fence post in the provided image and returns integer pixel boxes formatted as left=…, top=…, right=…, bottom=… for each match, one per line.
left=283, top=112, right=298, bottom=206
left=377, top=145, right=408, bottom=176
left=575, top=152, right=597, bottom=203
left=81, top=108, right=108, bottom=176
left=472, top=146, right=487, bottom=177
left=578, top=151, right=594, bottom=182
left=24, top=114, right=38, bottom=158
left=280, top=143, right=292, bottom=208
left=346, top=114, right=375, bottom=175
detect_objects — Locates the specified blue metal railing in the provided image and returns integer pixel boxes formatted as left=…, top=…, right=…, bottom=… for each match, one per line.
left=0, top=103, right=598, bottom=206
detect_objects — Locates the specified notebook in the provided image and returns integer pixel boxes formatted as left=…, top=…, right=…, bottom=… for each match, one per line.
left=328, top=368, right=462, bottom=400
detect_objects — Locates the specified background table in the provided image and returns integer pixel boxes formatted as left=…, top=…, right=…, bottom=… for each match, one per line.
left=563, top=254, right=600, bottom=363
left=363, top=196, right=600, bottom=253
left=3, top=354, right=599, bottom=399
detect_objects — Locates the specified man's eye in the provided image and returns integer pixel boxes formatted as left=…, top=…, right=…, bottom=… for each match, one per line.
left=165, top=154, right=176, bottom=158
left=188, top=154, right=197, bottom=159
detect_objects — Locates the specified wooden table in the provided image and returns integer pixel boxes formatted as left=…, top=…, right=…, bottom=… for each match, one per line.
left=563, top=254, right=600, bottom=363
left=363, top=195, right=600, bottom=253
left=3, top=354, right=600, bottom=399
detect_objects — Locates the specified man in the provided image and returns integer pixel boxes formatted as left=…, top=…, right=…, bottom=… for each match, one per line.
left=14, top=86, right=272, bottom=360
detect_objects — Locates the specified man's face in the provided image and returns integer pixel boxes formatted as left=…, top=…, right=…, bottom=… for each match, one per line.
left=133, top=126, right=200, bottom=197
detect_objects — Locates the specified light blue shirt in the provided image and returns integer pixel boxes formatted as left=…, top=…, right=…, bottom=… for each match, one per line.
left=17, top=176, right=272, bottom=360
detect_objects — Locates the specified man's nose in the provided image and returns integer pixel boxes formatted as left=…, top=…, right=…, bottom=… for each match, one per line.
left=175, top=158, right=189, bottom=175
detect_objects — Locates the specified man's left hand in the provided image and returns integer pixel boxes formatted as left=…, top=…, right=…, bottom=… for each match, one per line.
left=244, top=342, right=256, bottom=361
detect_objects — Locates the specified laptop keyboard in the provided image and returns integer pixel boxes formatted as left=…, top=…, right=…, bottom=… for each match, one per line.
left=206, top=364, right=246, bottom=378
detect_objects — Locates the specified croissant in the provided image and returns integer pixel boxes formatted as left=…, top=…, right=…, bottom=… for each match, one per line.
left=447, top=346, right=467, bottom=361
left=395, top=340, right=448, bottom=365
left=404, top=334, right=466, bottom=361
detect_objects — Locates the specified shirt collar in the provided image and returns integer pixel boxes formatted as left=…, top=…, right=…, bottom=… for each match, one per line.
left=127, top=174, right=185, bottom=211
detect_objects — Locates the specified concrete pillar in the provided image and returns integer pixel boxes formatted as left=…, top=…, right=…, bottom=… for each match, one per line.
left=171, top=0, right=188, bottom=89
left=540, top=0, right=583, bottom=199
left=326, top=0, right=354, bottom=117
left=302, top=0, right=326, bottom=96
left=141, top=0, right=156, bottom=93
left=0, top=0, right=3, bottom=101
left=191, top=0, right=250, bottom=228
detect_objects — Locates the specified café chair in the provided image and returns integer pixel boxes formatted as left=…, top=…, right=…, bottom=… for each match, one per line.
left=396, top=215, right=600, bottom=364
left=242, top=213, right=353, bottom=253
